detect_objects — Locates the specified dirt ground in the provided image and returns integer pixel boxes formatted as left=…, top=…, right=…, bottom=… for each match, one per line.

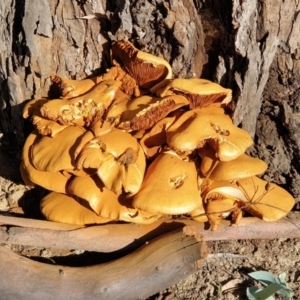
left=1, top=142, right=300, bottom=300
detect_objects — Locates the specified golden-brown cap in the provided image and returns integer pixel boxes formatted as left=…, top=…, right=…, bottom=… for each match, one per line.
left=31, top=126, right=86, bottom=172
left=166, top=107, right=253, bottom=161
left=132, top=151, right=202, bottom=215
left=21, top=131, right=69, bottom=193
left=68, top=175, right=161, bottom=224
left=40, top=192, right=111, bottom=225
left=154, top=78, right=232, bottom=109
left=200, top=153, right=268, bottom=181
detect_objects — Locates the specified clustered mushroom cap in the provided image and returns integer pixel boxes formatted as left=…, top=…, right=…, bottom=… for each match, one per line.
left=20, top=39, right=295, bottom=229
left=233, top=176, right=295, bottom=221
left=31, top=126, right=86, bottom=173
left=166, top=107, right=253, bottom=161
left=118, top=94, right=188, bottom=131
left=40, top=80, right=121, bottom=126
left=40, top=192, right=111, bottom=225
left=68, top=175, right=160, bottom=224
left=132, top=151, right=202, bottom=215
left=50, top=75, right=99, bottom=99
left=154, top=78, right=232, bottom=109
left=200, top=153, right=268, bottom=181
left=21, top=131, right=69, bottom=193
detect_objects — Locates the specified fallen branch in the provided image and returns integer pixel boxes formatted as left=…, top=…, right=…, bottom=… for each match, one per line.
left=0, top=228, right=206, bottom=300
left=1, top=213, right=300, bottom=252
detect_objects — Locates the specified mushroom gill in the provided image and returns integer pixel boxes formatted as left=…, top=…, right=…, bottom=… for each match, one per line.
left=112, top=40, right=172, bottom=90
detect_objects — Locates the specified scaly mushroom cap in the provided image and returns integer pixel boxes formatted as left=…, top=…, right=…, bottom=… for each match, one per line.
left=40, top=192, right=111, bottom=225
left=154, top=78, right=232, bottom=109
left=166, top=107, right=253, bottom=161
left=21, top=131, right=69, bottom=193
left=132, top=151, right=202, bottom=215
left=200, top=152, right=268, bottom=181
left=31, top=126, right=86, bottom=173
left=118, top=95, right=189, bottom=131
left=112, top=40, right=172, bottom=89
left=40, top=80, right=122, bottom=126
left=68, top=175, right=160, bottom=224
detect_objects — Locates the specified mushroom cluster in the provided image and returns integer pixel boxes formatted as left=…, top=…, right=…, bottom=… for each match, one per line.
left=21, top=40, right=295, bottom=229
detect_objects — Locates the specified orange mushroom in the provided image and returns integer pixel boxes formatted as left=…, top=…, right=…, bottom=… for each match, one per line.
left=112, top=40, right=172, bottom=90
left=68, top=175, right=160, bottom=224
left=20, top=131, right=70, bottom=193
left=153, top=78, right=232, bottom=109
left=40, top=192, right=112, bottom=225
left=132, top=151, right=202, bottom=215
left=76, top=129, right=146, bottom=195
left=166, top=107, right=253, bottom=161
left=40, top=80, right=121, bottom=127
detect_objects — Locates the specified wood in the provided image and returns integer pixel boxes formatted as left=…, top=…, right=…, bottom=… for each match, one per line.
left=0, top=229, right=206, bottom=300
left=1, top=213, right=300, bottom=253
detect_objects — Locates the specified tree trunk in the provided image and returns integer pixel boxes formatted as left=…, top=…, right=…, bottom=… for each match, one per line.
left=0, top=0, right=300, bottom=296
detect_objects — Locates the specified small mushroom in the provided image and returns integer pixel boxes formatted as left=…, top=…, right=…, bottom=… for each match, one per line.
left=166, top=107, right=253, bottom=161
left=112, top=40, right=172, bottom=90
left=153, top=78, right=232, bottom=109
left=132, top=151, right=202, bottom=215
left=40, top=192, right=111, bottom=225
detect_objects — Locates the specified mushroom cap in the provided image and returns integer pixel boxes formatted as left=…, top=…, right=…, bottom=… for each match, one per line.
left=32, top=114, right=70, bottom=137
left=112, top=40, right=172, bottom=89
left=139, top=113, right=181, bottom=158
left=40, top=80, right=121, bottom=126
left=23, top=98, right=50, bottom=119
left=132, top=151, right=202, bottom=215
left=40, top=192, right=111, bottom=225
left=234, top=176, right=295, bottom=221
left=21, top=131, right=69, bottom=193
left=200, top=153, right=268, bottom=181
left=68, top=175, right=121, bottom=218
left=50, top=75, right=99, bottom=99
left=203, top=176, right=295, bottom=222
left=68, top=175, right=160, bottom=224
left=31, top=126, right=86, bottom=172
left=78, top=129, right=146, bottom=195
left=119, top=95, right=189, bottom=131
left=154, top=78, right=232, bottom=109
left=166, top=107, right=253, bottom=161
